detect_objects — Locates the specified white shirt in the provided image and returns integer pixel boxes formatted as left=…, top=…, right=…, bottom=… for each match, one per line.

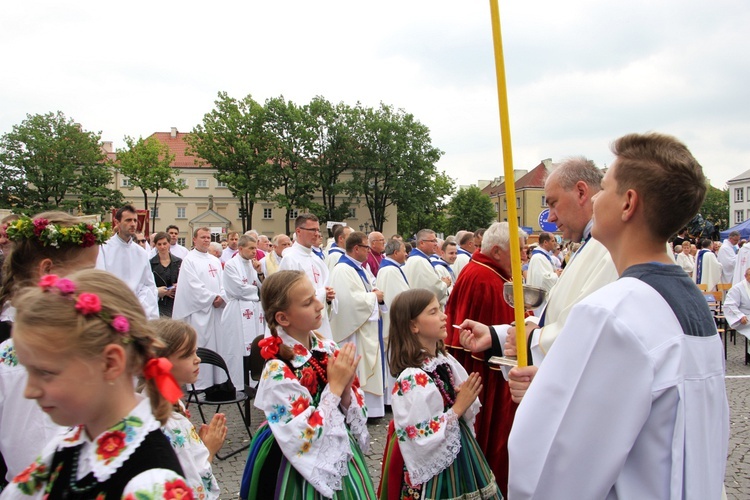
left=718, top=239, right=737, bottom=284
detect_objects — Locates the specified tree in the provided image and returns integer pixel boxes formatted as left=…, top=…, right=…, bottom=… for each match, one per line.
left=114, top=136, right=183, bottom=231
left=397, top=171, right=455, bottom=238
left=187, top=92, right=276, bottom=232
left=351, top=103, right=445, bottom=232
left=264, top=96, right=319, bottom=235
left=700, top=184, right=729, bottom=234
left=445, top=186, right=496, bottom=235
left=0, top=111, right=120, bottom=214
left=306, top=97, right=360, bottom=223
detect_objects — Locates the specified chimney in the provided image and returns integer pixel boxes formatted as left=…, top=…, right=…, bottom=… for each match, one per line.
left=101, top=141, right=113, bottom=153
left=170, top=127, right=178, bottom=138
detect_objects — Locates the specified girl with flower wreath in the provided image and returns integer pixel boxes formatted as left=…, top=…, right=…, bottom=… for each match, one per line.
left=378, top=289, right=501, bottom=500
left=1, top=269, right=193, bottom=499
left=147, top=318, right=227, bottom=499
left=0, top=212, right=110, bottom=487
left=239, top=270, right=376, bottom=499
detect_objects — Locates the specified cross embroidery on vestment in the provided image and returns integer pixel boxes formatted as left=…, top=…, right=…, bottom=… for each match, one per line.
left=208, top=264, right=218, bottom=278
left=243, top=309, right=253, bottom=320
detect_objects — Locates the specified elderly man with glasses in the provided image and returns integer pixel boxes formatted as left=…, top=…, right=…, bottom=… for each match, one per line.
left=403, top=228, right=450, bottom=304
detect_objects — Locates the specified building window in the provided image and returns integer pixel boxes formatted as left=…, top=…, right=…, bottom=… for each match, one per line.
left=121, top=177, right=131, bottom=187
left=197, top=179, right=208, bottom=188
left=503, top=198, right=507, bottom=210
left=289, top=209, right=299, bottom=219
left=541, top=195, right=547, bottom=207
left=177, top=237, right=186, bottom=246
left=151, top=206, right=159, bottom=219
left=516, top=197, right=521, bottom=208
left=735, top=188, right=744, bottom=203
left=263, top=208, right=273, bottom=219
left=494, top=202, right=499, bottom=213
left=736, top=210, right=744, bottom=224
left=176, top=207, right=186, bottom=219
left=347, top=208, right=356, bottom=219
left=217, top=180, right=227, bottom=188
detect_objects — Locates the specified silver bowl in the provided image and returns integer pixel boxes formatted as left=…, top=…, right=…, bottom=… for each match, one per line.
left=503, top=282, right=547, bottom=309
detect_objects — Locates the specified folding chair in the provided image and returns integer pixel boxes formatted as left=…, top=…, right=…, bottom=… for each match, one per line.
left=187, top=347, right=253, bottom=460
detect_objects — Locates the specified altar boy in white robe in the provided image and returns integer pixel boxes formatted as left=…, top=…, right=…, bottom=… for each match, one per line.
left=724, top=266, right=750, bottom=340
left=508, top=132, right=728, bottom=499
left=173, top=227, right=226, bottom=389
left=329, top=231, right=386, bottom=417
left=279, top=214, right=336, bottom=338
left=375, top=238, right=409, bottom=404
left=221, top=234, right=265, bottom=390
left=96, top=204, right=159, bottom=319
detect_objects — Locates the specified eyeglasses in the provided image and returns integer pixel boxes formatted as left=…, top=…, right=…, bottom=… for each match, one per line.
left=137, top=239, right=147, bottom=244
left=422, top=239, right=437, bottom=243
left=357, top=244, right=371, bottom=250
left=298, top=227, right=321, bottom=233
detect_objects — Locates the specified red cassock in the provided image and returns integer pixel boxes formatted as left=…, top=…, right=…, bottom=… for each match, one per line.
left=444, top=250, right=516, bottom=498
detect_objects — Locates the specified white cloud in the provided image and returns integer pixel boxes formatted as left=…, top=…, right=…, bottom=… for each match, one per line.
left=1, top=0, right=748, bottom=190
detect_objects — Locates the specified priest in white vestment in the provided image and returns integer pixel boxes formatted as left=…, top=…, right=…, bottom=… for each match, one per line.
left=173, top=227, right=227, bottom=389
left=221, top=235, right=265, bottom=389
left=695, top=239, right=722, bottom=291
left=452, top=231, right=475, bottom=278
left=324, top=225, right=352, bottom=272
left=724, top=267, right=750, bottom=339
left=433, top=241, right=458, bottom=309
left=375, top=239, right=409, bottom=404
left=150, top=225, right=189, bottom=259
left=279, top=214, right=335, bottom=338
left=329, top=231, right=385, bottom=417
left=220, top=231, right=240, bottom=263
left=718, top=231, right=740, bottom=284
left=526, top=232, right=561, bottom=314
left=259, top=234, right=290, bottom=277
left=403, top=229, right=449, bottom=303
left=96, top=205, right=159, bottom=320
left=732, top=242, right=750, bottom=285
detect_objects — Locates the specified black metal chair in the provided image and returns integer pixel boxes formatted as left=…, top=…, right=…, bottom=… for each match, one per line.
left=186, top=347, right=253, bottom=460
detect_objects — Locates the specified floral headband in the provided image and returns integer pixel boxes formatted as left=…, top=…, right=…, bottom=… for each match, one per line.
left=39, top=274, right=182, bottom=403
left=39, top=275, right=131, bottom=341
left=3, top=216, right=111, bottom=248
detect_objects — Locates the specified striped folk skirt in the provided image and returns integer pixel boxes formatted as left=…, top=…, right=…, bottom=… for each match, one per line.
left=240, top=423, right=376, bottom=500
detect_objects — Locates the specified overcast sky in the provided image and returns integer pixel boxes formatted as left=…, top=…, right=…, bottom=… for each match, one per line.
left=2, top=0, right=748, bottom=190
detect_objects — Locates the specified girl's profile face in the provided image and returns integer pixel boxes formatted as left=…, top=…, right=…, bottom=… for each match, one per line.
left=15, top=333, right=107, bottom=430
left=410, top=297, right=447, bottom=348
left=282, top=278, right=324, bottom=335
left=168, top=339, right=201, bottom=386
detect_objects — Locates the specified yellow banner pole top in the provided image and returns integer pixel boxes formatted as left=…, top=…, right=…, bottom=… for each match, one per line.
left=489, top=0, right=527, bottom=367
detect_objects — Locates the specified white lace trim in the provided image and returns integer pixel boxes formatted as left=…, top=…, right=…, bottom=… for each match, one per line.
left=406, top=409, right=462, bottom=486
left=308, top=388, right=353, bottom=497
left=421, top=352, right=451, bottom=372
left=345, top=391, right=370, bottom=454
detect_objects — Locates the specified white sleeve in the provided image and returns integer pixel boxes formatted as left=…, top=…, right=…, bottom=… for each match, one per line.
left=162, top=413, right=220, bottom=499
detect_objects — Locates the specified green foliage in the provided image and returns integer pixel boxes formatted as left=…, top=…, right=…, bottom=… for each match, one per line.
left=700, top=184, right=729, bottom=232
left=0, top=111, right=120, bottom=215
left=113, top=135, right=183, bottom=231
left=397, top=171, right=455, bottom=238
left=187, top=92, right=276, bottom=232
left=445, top=186, right=497, bottom=235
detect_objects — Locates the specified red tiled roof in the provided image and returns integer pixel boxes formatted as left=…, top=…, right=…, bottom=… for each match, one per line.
left=483, top=161, right=549, bottom=196
left=148, top=131, right=210, bottom=169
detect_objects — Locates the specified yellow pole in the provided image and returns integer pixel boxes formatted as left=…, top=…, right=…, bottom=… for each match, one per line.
left=489, top=0, right=527, bottom=367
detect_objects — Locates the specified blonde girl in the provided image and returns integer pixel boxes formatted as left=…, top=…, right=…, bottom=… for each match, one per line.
left=2, top=269, right=191, bottom=499
left=379, top=289, right=500, bottom=500
left=240, top=270, right=376, bottom=499
left=149, top=319, right=227, bottom=499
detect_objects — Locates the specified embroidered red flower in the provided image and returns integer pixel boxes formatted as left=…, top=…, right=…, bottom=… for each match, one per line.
left=75, top=293, right=102, bottom=315
left=415, top=372, right=429, bottom=387
left=64, top=425, right=84, bottom=443
left=96, top=430, right=127, bottom=461
left=293, top=344, right=307, bottom=356
left=258, top=335, right=282, bottom=360
left=299, top=367, right=317, bottom=394
left=405, top=425, right=417, bottom=439
left=12, top=461, right=45, bottom=486
left=354, top=389, right=365, bottom=408
left=289, top=395, right=310, bottom=416
left=308, top=410, right=324, bottom=428
left=400, top=379, right=411, bottom=394
left=164, top=478, right=194, bottom=499
left=429, top=419, right=441, bottom=433
left=282, top=365, right=297, bottom=380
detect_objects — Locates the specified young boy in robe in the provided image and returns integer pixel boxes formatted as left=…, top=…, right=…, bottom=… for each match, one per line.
left=507, top=132, right=729, bottom=499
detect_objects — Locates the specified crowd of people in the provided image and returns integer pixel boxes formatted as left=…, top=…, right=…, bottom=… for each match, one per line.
left=0, top=131, right=731, bottom=499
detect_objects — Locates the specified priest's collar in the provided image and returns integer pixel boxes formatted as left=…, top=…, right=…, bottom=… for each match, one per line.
left=115, top=233, right=133, bottom=245
left=582, top=219, right=593, bottom=242
left=292, top=241, right=313, bottom=255
left=277, top=327, right=327, bottom=368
